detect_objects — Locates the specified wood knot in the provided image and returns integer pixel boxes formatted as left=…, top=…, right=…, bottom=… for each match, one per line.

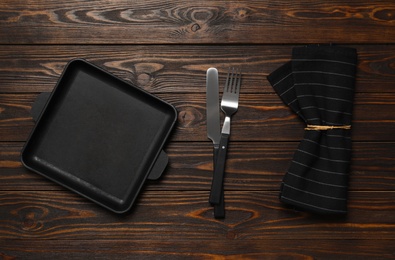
left=133, top=63, right=163, bottom=88
left=178, top=107, right=203, bottom=127
left=23, top=212, right=37, bottom=229
left=226, top=230, right=238, bottom=239
left=137, top=73, right=152, bottom=86
left=238, top=9, right=247, bottom=18
left=372, top=8, right=395, bottom=21
left=191, top=23, right=201, bottom=32
left=233, top=8, right=250, bottom=20
left=11, top=205, right=48, bottom=232
left=16, top=206, right=48, bottom=232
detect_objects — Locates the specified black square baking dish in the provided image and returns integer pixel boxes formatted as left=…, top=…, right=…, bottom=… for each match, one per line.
left=21, top=59, right=177, bottom=213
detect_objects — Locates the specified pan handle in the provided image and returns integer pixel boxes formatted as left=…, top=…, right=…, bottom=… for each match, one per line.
left=146, top=150, right=168, bottom=180
left=31, top=92, right=168, bottom=181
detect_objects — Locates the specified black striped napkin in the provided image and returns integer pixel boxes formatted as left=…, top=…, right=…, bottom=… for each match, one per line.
left=267, top=45, right=358, bottom=214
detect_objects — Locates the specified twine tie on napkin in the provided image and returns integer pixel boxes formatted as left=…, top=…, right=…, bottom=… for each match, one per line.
left=267, top=45, right=358, bottom=214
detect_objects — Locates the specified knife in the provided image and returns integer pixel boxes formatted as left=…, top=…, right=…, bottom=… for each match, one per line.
left=206, top=68, right=225, bottom=218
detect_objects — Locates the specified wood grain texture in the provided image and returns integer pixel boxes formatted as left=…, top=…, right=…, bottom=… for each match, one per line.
left=1, top=0, right=395, bottom=258
left=0, top=45, right=394, bottom=93
left=1, top=240, right=394, bottom=259
left=3, top=240, right=395, bottom=260
left=0, top=190, right=394, bottom=240
left=1, top=0, right=394, bottom=44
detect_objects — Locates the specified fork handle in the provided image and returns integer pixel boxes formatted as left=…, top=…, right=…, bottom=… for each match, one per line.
left=209, top=133, right=229, bottom=205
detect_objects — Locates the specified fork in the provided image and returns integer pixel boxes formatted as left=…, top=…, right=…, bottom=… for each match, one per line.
left=209, top=68, right=241, bottom=205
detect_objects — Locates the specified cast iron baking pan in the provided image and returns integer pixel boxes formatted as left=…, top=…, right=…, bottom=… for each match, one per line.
left=21, top=59, right=177, bottom=213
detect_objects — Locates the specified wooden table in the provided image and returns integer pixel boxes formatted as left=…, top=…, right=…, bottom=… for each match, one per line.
left=1, top=1, right=395, bottom=258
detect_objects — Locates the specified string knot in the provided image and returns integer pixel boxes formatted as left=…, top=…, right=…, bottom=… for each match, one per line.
left=305, top=125, right=351, bottom=131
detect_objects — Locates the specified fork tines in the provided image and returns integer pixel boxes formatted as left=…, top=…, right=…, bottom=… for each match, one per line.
left=225, top=68, right=241, bottom=94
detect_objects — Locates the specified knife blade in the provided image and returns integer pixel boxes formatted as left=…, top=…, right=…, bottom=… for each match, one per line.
left=206, top=68, right=225, bottom=218
left=206, top=68, right=220, bottom=148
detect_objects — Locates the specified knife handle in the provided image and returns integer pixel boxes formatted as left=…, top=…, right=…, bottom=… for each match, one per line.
left=209, top=133, right=229, bottom=205
left=212, top=146, right=225, bottom=218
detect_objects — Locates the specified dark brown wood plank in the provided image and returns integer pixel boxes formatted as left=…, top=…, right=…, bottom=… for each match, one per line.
left=0, top=45, right=394, bottom=93
left=1, top=1, right=395, bottom=44
left=1, top=0, right=394, bottom=258
left=1, top=93, right=395, bottom=142
left=1, top=142, right=394, bottom=192
left=0, top=190, right=394, bottom=240
left=1, top=239, right=395, bottom=259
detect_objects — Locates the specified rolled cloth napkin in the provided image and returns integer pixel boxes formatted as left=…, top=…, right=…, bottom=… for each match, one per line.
left=267, top=45, right=358, bottom=214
